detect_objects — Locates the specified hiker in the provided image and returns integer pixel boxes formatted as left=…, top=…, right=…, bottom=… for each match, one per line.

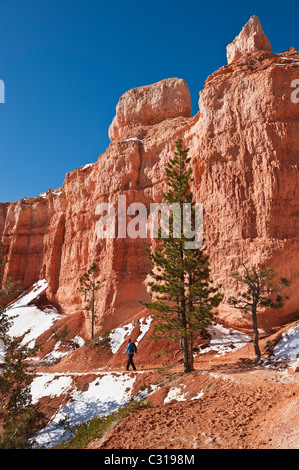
left=123, top=338, right=137, bottom=371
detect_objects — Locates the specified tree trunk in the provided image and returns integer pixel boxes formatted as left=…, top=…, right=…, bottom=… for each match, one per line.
left=91, top=283, right=95, bottom=339
left=181, top=336, right=188, bottom=373
left=180, top=335, right=194, bottom=373
left=188, top=335, right=194, bottom=372
left=252, top=304, right=261, bottom=363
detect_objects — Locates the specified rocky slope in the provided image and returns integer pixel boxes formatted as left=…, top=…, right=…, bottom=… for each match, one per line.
left=91, top=361, right=299, bottom=450
left=3, top=280, right=298, bottom=449
left=1, top=15, right=299, bottom=337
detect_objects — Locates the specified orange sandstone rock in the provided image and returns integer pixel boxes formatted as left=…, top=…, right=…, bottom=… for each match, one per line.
left=226, top=15, right=271, bottom=64
left=108, top=77, right=191, bottom=142
left=1, top=18, right=298, bottom=333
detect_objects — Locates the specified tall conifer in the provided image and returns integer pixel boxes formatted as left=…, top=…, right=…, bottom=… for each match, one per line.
left=78, top=262, right=105, bottom=339
left=143, top=140, right=223, bottom=373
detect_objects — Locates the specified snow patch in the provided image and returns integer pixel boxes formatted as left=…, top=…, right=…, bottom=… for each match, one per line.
left=34, top=372, right=136, bottom=448
left=42, top=335, right=85, bottom=365
left=280, top=56, right=299, bottom=62
left=271, top=324, right=299, bottom=360
left=31, top=374, right=73, bottom=404
left=109, top=323, right=134, bottom=354
left=199, top=324, right=251, bottom=356
left=164, top=387, right=187, bottom=403
left=12, top=279, right=48, bottom=308
left=73, top=335, right=85, bottom=347
left=79, top=163, right=94, bottom=170
left=6, top=280, right=61, bottom=347
left=107, top=317, right=152, bottom=353
left=42, top=341, right=70, bottom=365
left=136, top=316, right=152, bottom=345
left=122, top=137, right=143, bottom=143
left=51, top=188, right=63, bottom=196
left=191, top=389, right=204, bottom=400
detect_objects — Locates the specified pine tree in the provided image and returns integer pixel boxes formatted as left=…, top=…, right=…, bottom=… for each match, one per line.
left=0, top=340, right=46, bottom=448
left=0, top=242, right=46, bottom=448
left=0, top=241, right=19, bottom=345
left=78, top=262, right=105, bottom=339
left=229, top=265, right=289, bottom=363
left=143, top=140, right=223, bottom=373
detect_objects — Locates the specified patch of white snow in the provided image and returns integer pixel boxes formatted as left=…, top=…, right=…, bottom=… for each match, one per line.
left=136, top=316, right=152, bottom=345
left=199, top=324, right=251, bottom=356
left=109, top=323, right=134, bottom=354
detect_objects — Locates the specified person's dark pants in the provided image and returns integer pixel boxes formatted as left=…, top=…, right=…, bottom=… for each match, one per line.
left=126, top=353, right=136, bottom=371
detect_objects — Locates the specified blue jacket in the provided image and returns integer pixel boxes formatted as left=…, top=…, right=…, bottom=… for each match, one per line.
left=124, top=342, right=137, bottom=354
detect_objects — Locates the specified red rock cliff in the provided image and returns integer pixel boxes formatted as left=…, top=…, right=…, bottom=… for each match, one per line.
left=1, top=17, right=298, bottom=332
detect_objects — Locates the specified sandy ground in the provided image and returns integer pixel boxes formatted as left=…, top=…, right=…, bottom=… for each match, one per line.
left=4, top=282, right=298, bottom=450
left=21, top=312, right=299, bottom=450
left=86, top=349, right=299, bottom=450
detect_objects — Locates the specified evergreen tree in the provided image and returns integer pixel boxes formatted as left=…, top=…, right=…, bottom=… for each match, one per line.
left=0, top=242, right=46, bottom=448
left=143, top=140, right=223, bottom=373
left=78, top=262, right=105, bottom=339
left=0, top=340, right=45, bottom=448
left=0, top=242, right=18, bottom=345
left=229, top=265, right=289, bottom=363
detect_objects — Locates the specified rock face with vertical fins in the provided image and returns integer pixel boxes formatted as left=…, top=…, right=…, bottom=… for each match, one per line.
left=1, top=17, right=299, bottom=332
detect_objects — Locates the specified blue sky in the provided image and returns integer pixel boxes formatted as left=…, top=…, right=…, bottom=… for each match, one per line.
left=0, top=0, right=298, bottom=202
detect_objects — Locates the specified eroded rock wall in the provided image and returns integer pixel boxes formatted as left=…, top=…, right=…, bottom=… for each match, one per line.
left=1, top=18, right=299, bottom=332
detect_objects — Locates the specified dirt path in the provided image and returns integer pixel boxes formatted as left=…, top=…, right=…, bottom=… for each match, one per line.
left=87, top=358, right=299, bottom=449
